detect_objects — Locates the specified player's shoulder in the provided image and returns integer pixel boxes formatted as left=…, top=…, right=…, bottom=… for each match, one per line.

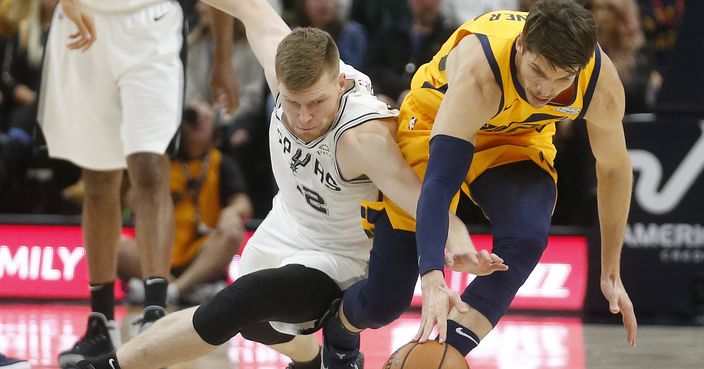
left=448, top=34, right=497, bottom=85
left=338, top=118, right=396, bottom=153
left=584, top=48, right=625, bottom=122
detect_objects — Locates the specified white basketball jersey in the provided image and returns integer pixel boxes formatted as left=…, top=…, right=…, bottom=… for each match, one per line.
left=79, top=0, right=164, bottom=13
left=268, top=63, right=398, bottom=260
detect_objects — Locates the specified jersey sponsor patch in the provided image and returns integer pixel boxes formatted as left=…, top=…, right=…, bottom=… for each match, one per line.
left=553, top=106, right=581, bottom=115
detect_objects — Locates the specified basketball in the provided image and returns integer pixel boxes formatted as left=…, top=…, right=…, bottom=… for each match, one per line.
left=383, top=340, right=470, bottom=369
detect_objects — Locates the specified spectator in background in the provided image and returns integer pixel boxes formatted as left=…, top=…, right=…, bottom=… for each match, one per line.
left=185, top=1, right=274, bottom=218
left=366, top=0, right=454, bottom=107
left=293, top=0, right=367, bottom=70
left=119, top=101, right=252, bottom=306
left=589, top=0, right=653, bottom=113
left=3, top=0, right=55, bottom=143
left=440, top=0, right=518, bottom=27
left=185, top=1, right=265, bottom=119
left=348, top=0, right=409, bottom=40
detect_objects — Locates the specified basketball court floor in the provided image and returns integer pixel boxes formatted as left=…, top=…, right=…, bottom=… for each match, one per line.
left=1, top=303, right=702, bottom=369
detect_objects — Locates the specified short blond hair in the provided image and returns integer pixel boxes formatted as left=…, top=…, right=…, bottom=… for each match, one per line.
left=275, top=27, right=340, bottom=91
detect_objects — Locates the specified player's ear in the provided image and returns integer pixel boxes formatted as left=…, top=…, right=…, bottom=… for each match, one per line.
left=338, top=73, right=346, bottom=90
left=516, top=32, right=524, bottom=54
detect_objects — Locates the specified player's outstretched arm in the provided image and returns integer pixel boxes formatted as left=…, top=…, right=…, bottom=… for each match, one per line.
left=584, top=49, right=638, bottom=347
left=209, top=8, right=239, bottom=114
left=336, top=117, right=492, bottom=266
left=202, top=0, right=290, bottom=95
left=414, top=35, right=500, bottom=343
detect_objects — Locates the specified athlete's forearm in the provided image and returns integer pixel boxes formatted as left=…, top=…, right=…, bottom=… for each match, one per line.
left=416, top=135, right=474, bottom=275
left=210, top=7, right=234, bottom=61
left=595, top=159, right=632, bottom=277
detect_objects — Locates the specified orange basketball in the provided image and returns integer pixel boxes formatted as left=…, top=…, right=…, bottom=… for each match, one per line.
left=384, top=340, right=470, bottom=369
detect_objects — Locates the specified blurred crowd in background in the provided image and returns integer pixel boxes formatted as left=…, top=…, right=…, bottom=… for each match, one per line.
left=0, top=0, right=693, bottom=227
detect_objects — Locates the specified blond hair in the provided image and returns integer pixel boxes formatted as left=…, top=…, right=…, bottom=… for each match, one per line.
left=275, top=27, right=340, bottom=91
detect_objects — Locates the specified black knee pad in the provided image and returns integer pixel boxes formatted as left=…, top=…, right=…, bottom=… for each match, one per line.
left=239, top=321, right=295, bottom=345
left=193, top=264, right=341, bottom=345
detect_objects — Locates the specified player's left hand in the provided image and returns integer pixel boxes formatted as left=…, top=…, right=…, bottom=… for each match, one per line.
left=413, top=270, right=469, bottom=343
left=60, top=0, right=96, bottom=51
left=446, top=249, right=508, bottom=275
left=210, top=58, right=240, bottom=116
left=600, top=274, right=638, bottom=346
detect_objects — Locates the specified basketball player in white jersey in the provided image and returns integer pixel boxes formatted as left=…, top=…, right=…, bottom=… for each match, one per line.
left=62, top=1, right=506, bottom=369
left=38, top=1, right=239, bottom=367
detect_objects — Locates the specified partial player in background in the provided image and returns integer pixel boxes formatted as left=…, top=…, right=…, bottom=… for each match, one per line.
left=38, top=0, right=238, bottom=367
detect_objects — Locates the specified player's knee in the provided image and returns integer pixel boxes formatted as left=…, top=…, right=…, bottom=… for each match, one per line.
left=516, top=228, right=548, bottom=259
left=365, top=299, right=409, bottom=328
left=192, top=272, right=264, bottom=345
left=343, top=283, right=412, bottom=329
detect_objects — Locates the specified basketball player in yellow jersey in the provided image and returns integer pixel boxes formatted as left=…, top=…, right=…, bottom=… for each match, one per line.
left=322, top=0, right=637, bottom=362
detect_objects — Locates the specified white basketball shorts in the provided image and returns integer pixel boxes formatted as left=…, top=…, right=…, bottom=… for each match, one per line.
left=238, top=203, right=369, bottom=291
left=38, top=1, right=184, bottom=170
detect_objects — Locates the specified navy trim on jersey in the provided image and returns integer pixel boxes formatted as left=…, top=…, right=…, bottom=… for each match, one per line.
left=476, top=33, right=504, bottom=117
left=576, top=45, right=602, bottom=121
left=421, top=81, right=448, bottom=94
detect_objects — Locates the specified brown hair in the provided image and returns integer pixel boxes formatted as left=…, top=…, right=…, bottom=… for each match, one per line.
left=523, top=0, right=597, bottom=73
left=275, top=27, right=340, bottom=91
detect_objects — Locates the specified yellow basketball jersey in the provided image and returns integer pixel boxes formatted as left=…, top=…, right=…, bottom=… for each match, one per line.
left=403, top=10, right=600, bottom=183
left=373, top=10, right=601, bottom=232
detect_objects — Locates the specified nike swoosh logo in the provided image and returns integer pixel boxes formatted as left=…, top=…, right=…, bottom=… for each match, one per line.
left=154, top=12, right=169, bottom=21
left=108, top=358, right=117, bottom=369
left=455, top=327, right=479, bottom=345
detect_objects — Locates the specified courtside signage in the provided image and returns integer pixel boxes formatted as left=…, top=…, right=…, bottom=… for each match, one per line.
left=0, top=225, right=586, bottom=311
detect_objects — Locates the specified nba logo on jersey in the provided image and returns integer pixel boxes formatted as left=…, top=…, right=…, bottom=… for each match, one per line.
left=409, top=116, right=417, bottom=130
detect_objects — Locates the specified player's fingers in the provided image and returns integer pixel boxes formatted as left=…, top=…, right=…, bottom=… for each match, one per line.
left=489, top=253, right=505, bottom=264
left=82, top=15, right=97, bottom=49
left=467, top=252, right=479, bottom=265
left=620, top=297, right=638, bottom=346
left=412, top=317, right=426, bottom=342
left=451, top=292, right=469, bottom=313
left=70, top=18, right=91, bottom=50
left=420, top=317, right=435, bottom=343
left=437, top=316, right=448, bottom=343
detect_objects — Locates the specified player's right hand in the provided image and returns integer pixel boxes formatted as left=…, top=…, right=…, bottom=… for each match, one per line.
left=413, top=270, right=469, bottom=344
left=445, top=249, right=509, bottom=275
left=60, top=0, right=96, bottom=51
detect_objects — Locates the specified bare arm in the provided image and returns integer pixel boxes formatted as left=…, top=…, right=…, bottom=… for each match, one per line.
left=201, top=0, right=290, bottom=95
left=209, top=7, right=239, bottom=114
left=337, top=119, right=423, bottom=217
left=584, top=49, right=637, bottom=346
left=414, top=35, right=503, bottom=343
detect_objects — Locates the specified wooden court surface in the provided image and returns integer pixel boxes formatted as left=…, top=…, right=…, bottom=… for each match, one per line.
left=0, top=303, right=702, bottom=369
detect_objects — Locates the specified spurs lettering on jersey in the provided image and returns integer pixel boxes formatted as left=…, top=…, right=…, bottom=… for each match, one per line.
left=276, top=129, right=342, bottom=192
left=268, top=63, right=398, bottom=253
